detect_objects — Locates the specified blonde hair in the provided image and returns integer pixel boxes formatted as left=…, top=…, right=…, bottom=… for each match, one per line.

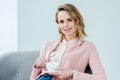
left=55, top=4, right=87, bottom=40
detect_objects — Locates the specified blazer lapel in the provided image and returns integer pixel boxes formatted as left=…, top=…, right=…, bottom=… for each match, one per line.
left=46, top=39, right=61, bottom=61
left=66, top=38, right=84, bottom=52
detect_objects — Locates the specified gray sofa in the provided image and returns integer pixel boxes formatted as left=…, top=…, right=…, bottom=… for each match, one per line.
left=0, top=51, right=92, bottom=80
left=0, top=51, right=39, bottom=80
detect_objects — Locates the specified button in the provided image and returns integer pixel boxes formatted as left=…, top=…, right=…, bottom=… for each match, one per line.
left=15, top=73, right=21, bottom=79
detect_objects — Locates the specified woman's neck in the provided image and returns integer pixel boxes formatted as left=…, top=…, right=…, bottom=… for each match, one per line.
left=65, top=35, right=77, bottom=41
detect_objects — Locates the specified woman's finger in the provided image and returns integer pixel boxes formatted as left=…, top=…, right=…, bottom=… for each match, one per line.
left=35, top=57, right=46, bottom=68
left=40, top=57, right=46, bottom=65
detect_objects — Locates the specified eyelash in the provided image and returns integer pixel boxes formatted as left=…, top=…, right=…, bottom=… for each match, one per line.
left=68, top=19, right=73, bottom=22
left=59, top=19, right=73, bottom=24
left=59, top=20, right=64, bottom=24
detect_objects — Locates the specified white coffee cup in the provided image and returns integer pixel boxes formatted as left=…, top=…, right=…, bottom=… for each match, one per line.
left=46, top=62, right=59, bottom=72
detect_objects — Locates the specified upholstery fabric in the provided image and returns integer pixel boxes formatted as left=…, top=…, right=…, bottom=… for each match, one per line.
left=0, top=51, right=39, bottom=80
left=0, top=51, right=92, bottom=80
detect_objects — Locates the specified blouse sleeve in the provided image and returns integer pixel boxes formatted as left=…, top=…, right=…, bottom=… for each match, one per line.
left=72, top=44, right=107, bottom=80
left=30, top=42, right=49, bottom=80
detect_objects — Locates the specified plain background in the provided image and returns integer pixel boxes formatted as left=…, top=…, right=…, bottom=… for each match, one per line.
left=0, top=0, right=17, bottom=54
left=0, top=0, right=120, bottom=80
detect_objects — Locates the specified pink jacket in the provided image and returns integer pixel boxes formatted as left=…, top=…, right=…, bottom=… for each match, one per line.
left=30, top=39, right=106, bottom=80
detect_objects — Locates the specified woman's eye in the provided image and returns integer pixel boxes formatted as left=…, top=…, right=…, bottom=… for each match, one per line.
left=67, top=18, right=73, bottom=22
left=59, top=20, right=64, bottom=24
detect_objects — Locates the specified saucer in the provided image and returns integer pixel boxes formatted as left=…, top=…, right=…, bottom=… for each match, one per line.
left=42, top=70, right=59, bottom=73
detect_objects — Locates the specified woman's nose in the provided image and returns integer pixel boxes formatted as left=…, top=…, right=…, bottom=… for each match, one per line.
left=63, top=21, right=68, bottom=27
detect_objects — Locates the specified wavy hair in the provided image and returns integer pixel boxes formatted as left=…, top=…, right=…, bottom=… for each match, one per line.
left=55, top=4, right=87, bottom=40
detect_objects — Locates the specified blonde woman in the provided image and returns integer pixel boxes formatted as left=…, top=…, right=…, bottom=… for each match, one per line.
left=30, top=4, right=106, bottom=80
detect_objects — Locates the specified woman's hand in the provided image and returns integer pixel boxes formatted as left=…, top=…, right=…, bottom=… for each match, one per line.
left=49, top=68, right=73, bottom=80
left=34, top=57, right=46, bottom=68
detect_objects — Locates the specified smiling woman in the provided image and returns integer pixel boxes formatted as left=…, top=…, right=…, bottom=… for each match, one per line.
left=56, top=4, right=86, bottom=41
left=30, top=4, right=106, bottom=80
left=57, top=11, right=77, bottom=40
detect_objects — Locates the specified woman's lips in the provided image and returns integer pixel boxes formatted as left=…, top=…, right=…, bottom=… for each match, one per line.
left=63, top=28, right=72, bottom=32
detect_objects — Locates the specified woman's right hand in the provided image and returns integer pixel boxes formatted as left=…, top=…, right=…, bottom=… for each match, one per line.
left=34, top=57, right=46, bottom=68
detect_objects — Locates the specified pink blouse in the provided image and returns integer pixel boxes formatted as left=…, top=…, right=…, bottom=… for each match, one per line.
left=30, top=38, right=107, bottom=80
left=50, top=38, right=78, bottom=66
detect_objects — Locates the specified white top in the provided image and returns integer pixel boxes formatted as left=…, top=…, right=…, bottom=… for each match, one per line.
left=50, top=38, right=79, bottom=66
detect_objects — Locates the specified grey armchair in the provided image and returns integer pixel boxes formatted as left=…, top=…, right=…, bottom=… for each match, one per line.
left=0, top=51, right=92, bottom=80
left=0, top=51, right=39, bottom=80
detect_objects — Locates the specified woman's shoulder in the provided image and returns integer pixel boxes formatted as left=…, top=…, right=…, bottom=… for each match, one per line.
left=42, top=39, right=60, bottom=47
left=43, top=40, right=56, bottom=46
left=83, top=40, right=96, bottom=48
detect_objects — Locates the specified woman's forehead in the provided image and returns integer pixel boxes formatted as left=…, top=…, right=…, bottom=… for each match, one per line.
left=57, top=11, right=72, bottom=20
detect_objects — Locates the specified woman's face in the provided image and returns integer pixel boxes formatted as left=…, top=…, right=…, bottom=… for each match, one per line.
left=57, top=11, right=77, bottom=39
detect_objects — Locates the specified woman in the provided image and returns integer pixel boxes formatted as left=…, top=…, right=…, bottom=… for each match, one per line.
left=30, top=4, right=106, bottom=80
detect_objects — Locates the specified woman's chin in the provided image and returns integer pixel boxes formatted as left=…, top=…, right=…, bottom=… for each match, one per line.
left=64, top=33, right=71, bottom=36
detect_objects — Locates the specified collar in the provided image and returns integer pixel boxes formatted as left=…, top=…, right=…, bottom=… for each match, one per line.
left=47, top=38, right=84, bottom=62
left=48, top=38, right=83, bottom=54
left=62, top=37, right=79, bottom=46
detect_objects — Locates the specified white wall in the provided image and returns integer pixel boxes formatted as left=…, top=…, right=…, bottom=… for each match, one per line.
left=16, top=0, right=120, bottom=80
left=0, top=0, right=17, bottom=56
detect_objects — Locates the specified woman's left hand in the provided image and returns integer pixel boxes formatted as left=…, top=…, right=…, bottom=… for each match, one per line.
left=49, top=68, right=73, bottom=80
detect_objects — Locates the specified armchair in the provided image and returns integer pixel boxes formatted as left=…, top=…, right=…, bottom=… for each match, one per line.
left=0, top=51, right=92, bottom=80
